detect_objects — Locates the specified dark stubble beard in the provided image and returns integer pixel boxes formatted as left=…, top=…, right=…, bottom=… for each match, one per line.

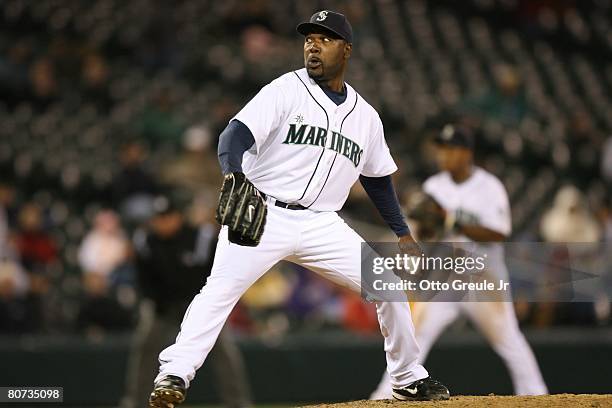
left=306, top=66, right=324, bottom=80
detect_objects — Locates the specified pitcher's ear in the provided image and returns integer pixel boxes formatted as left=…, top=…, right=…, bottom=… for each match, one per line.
left=344, top=42, right=352, bottom=59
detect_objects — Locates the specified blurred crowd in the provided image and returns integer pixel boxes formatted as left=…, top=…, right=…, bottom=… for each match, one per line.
left=0, top=176, right=381, bottom=339
left=1, top=0, right=612, bottom=339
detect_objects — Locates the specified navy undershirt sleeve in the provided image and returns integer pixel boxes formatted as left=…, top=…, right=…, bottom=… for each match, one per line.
left=359, top=175, right=411, bottom=237
left=217, top=119, right=256, bottom=175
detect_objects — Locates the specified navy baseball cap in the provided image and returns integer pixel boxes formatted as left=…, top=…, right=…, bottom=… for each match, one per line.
left=152, top=195, right=179, bottom=216
left=434, top=125, right=475, bottom=149
left=297, top=10, right=353, bottom=43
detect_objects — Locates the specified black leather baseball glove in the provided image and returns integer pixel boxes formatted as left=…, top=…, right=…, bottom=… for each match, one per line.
left=405, top=191, right=446, bottom=242
left=215, top=172, right=267, bottom=247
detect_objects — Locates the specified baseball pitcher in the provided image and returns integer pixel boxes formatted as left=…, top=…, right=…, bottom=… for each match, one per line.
left=148, top=11, right=450, bottom=407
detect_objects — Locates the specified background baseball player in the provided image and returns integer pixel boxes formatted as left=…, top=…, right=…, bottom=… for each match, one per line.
left=370, top=125, right=548, bottom=399
left=149, top=10, right=450, bottom=407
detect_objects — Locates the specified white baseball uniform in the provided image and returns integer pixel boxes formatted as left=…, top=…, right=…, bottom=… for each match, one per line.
left=371, top=167, right=547, bottom=398
left=155, top=68, right=428, bottom=390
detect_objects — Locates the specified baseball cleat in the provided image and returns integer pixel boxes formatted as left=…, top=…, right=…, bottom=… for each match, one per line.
left=392, top=377, right=450, bottom=401
left=149, top=375, right=186, bottom=408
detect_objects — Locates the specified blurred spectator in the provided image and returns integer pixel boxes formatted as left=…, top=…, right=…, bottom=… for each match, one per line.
left=226, top=0, right=274, bottom=32
left=597, top=198, right=612, bottom=243
left=458, top=64, right=528, bottom=126
left=13, top=202, right=56, bottom=332
left=134, top=88, right=185, bottom=147
left=540, top=185, right=601, bottom=243
left=28, top=57, right=58, bottom=110
left=77, top=210, right=133, bottom=337
left=159, top=124, right=221, bottom=196
left=0, top=183, right=18, bottom=230
left=186, top=189, right=218, bottom=227
left=285, top=266, right=338, bottom=329
left=122, top=196, right=251, bottom=408
left=566, top=111, right=603, bottom=186
left=210, top=96, right=242, bottom=139
left=0, top=258, right=36, bottom=334
left=0, top=40, right=32, bottom=108
left=47, top=36, right=80, bottom=81
left=111, top=141, right=160, bottom=225
left=15, top=203, right=57, bottom=273
left=241, top=265, right=292, bottom=338
left=344, top=182, right=371, bottom=219
left=77, top=281, right=133, bottom=337
left=78, top=210, right=130, bottom=279
left=241, top=26, right=277, bottom=64
left=284, top=266, right=379, bottom=334
left=536, top=186, right=602, bottom=326
left=602, top=134, right=612, bottom=184
left=240, top=25, right=289, bottom=83
left=81, top=52, right=111, bottom=111
left=135, top=16, right=183, bottom=73
left=0, top=203, right=7, bottom=259
left=341, top=290, right=379, bottom=333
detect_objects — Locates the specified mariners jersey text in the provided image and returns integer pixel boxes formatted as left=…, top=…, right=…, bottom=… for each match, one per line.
left=283, top=123, right=363, bottom=167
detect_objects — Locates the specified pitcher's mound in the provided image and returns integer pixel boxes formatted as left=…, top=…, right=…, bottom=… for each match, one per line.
left=301, top=394, right=612, bottom=408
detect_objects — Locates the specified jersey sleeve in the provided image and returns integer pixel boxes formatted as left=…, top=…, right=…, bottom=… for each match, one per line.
left=422, top=176, right=438, bottom=197
left=423, top=176, right=440, bottom=202
left=360, top=118, right=398, bottom=177
left=478, top=179, right=512, bottom=236
left=232, top=80, right=287, bottom=151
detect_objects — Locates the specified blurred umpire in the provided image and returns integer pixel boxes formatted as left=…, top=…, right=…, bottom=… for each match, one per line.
left=121, top=195, right=252, bottom=408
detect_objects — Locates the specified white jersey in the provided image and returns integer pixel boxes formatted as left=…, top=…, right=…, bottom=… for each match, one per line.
left=423, top=167, right=511, bottom=277
left=232, top=68, right=397, bottom=211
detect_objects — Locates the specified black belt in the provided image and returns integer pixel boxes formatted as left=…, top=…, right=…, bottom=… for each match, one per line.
left=274, top=200, right=307, bottom=210
left=261, top=193, right=307, bottom=210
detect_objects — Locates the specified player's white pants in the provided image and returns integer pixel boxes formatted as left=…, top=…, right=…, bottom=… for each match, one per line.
left=155, top=204, right=428, bottom=389
left=370, top=301, right=548, bottom=399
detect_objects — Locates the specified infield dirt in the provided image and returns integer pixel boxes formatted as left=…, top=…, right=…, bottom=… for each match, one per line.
left=301, top=394, right=612, bottom=408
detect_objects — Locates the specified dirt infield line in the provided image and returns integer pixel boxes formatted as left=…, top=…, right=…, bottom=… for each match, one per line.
left=300, top=394, right=612, bottom=408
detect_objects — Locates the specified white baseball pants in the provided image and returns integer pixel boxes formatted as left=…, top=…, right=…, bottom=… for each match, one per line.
left=155, top=203, right=428, bottom=389
left=370, top=301, right=548, bottom=399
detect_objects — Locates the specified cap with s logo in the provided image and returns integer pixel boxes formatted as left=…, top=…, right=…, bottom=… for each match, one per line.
left=296, top=10, right=353, bottom=43
left=434, top=125, right=475, bottom=150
